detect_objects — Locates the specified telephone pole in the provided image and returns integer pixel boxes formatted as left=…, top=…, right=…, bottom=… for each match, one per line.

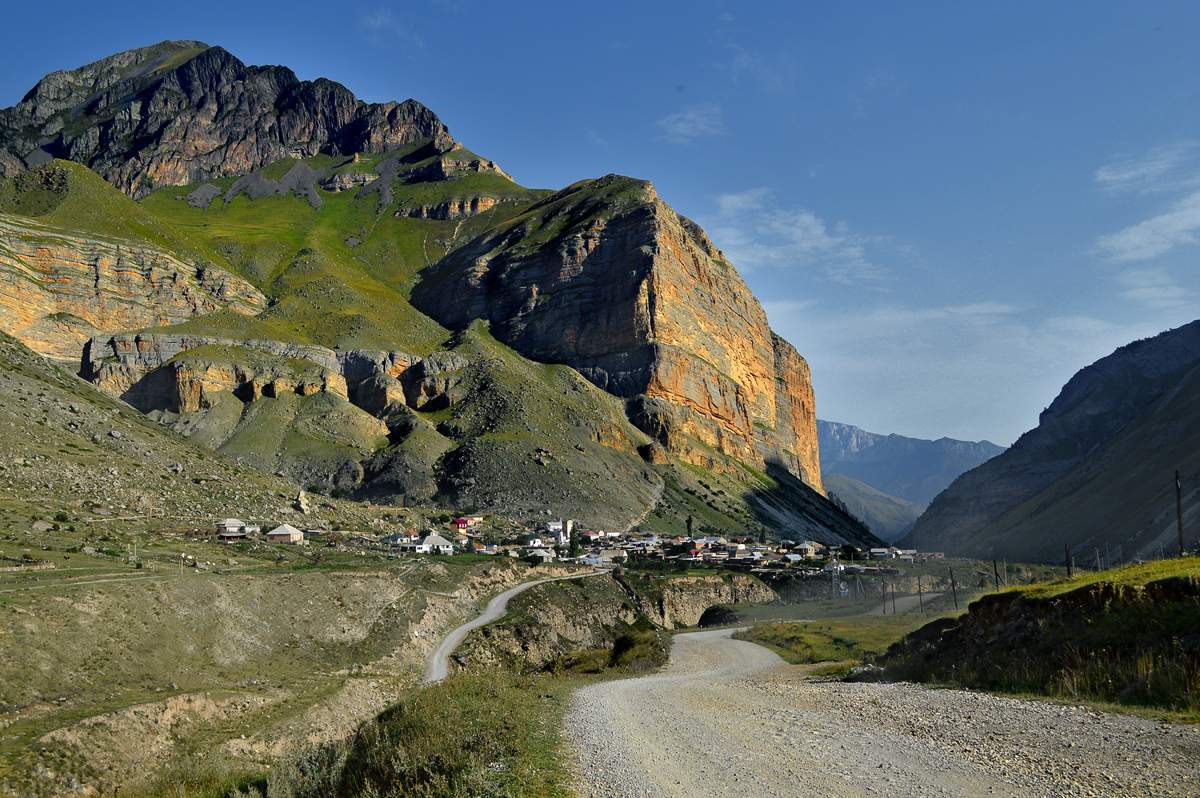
left=1177, top=470, right=1186, bottom=557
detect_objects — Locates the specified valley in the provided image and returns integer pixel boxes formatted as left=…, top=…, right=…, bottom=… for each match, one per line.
left=0, top=24, right=1196, bottom=798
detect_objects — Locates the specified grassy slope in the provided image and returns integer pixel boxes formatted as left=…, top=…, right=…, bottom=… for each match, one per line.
left=824, top=472, right=924, bottom=541
left=874, top=557, right=1200, bottom=718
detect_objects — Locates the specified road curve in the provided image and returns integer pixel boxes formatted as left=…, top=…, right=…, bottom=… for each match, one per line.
left=423, top=571, right=602, bottom=684
left=567, top=628, right=1200, bottom=798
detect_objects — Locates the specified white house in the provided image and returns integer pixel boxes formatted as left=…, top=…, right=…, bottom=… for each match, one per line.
left=419, top=534, right=454, bottom=555
left=525, top=534, right=548, bottom=549
left=266, top=524, right=304, bottom=544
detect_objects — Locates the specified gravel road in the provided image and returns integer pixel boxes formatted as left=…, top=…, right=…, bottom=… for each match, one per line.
left=422, top=571, right=601, bottom=684
left=567, top=628, right=1200, bottom=797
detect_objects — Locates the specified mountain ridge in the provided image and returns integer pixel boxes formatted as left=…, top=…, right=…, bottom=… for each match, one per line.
left=906, top=320, right=1200, bottom=559
left=0, top=42, right=879, bottom=547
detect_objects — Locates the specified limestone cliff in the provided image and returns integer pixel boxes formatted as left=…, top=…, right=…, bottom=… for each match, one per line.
left=0, top=41, right=452, bottom=197
left=411, top=175, right=824, bottom=492
left=0, top=215, right=264, bottom=361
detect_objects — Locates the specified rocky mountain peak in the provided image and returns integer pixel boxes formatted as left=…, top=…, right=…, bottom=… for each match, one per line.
left=0, top=41, right=453, bottom=197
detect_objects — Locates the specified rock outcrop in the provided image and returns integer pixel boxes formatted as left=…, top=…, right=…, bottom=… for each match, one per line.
left=0, top=215, right=265, bottom=362
left=412, top=175, right=824, bottom=492
left=82, top=333, right=419, bottom=416
left=0, top=41, right=452, bottom=197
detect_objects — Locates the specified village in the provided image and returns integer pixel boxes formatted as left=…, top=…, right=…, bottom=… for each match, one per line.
left=210, top=512, right=940, bottom=579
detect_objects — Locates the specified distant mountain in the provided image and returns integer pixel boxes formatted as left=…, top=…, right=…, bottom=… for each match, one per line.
left=905, top=321, right=1200, bottom=562
left=818, top=420, right=1005, bottom=506
left=823, top=473, right=925, bottom=541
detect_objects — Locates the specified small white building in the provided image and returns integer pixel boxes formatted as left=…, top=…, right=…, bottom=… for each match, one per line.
left=266, top=524, right=304, bottom=544
left=418, top=534, right=454, bottom=555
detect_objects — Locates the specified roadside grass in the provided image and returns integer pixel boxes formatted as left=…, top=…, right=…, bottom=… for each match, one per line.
left=734, top=614, right=942, bottom=665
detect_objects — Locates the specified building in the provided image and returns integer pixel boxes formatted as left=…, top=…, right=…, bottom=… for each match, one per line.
left=417, top=534, right=455, bottom=555
left=216, top=518, right=247, bottom=535
left=265, top=524, right=304, bottom=544
left=451, top=517, right=471, bottom=530
left=525, top=534, right=547, bottom=549
left=526, top=548, right=557, bottom=563
left=381, top=532, right=416, bottom=547
left=547, top=519, right=574, bottom=547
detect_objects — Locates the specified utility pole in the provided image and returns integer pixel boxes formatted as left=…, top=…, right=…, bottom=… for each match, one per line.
left=1065, top=544, right=1072, bottom=578
left=1178, top=470, right=1186, bottom=557
left=891, top=583, right=898, bottom=615
left=949, top=568, right=959, bottom=611
left=917, top=575, right=924, bottom=613
left=992, top=559, right=1001, bottom=588
left=1094, top=547, right=1102, bottom=571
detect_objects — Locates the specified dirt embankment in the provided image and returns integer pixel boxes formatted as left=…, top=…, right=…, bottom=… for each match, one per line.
left=873, top=575, right=1200, bottom=713
left=4, top=559, right=548, bottom=797
left=458, top=571, right=776, bottom=671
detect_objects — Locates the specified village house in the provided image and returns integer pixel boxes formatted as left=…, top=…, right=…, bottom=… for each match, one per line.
left=404, top=533, right=454, bottom=555
left=526, top=547, right=556, bottom=564
left=265, top=524, right=304, bottom=544
left=793, top=540, right=826, bottom=559
left=215, top=518, right=258, bottom=542
left=524, top=533, right=548, bottom=549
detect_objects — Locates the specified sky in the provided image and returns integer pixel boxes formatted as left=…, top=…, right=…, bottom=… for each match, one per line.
left=2, top=1, right=1198, bottom=444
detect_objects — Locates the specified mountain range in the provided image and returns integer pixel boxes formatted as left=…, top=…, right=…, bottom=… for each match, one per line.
left=817, top=420, right=1004, bottom=540
left=0, top=41, right=879, bottom=547
left=905, top=321, right=1200, bottom=562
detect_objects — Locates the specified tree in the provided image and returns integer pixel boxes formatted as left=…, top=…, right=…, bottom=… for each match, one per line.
left=569, top=526, right=581, bottom=558
left=686, top=515, right=695, bottom=537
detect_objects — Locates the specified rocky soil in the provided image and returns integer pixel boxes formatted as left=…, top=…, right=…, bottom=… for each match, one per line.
left=568, top=629, right=1200, bottom=798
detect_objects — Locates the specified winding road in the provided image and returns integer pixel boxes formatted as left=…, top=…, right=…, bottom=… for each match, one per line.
left=422, top=571, right=603, bottom=684
left=567, top=628, right=1200, bottom=797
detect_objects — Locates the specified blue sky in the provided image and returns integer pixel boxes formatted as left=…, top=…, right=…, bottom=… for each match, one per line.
left=2, top=1, right=1198, bottom=444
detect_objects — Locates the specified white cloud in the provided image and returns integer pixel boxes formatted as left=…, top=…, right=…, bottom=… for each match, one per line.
left=360, top=8, right=424, bottom=47
left=1096, top=190, right=1200, bottom=261
left=656, top=103, right=724, bottom=144
left=707, top=188, right=886, bottom=285
left=1095, top=141, right=1199, bottom=194
left=1114, top=267, right=1191, bottom=310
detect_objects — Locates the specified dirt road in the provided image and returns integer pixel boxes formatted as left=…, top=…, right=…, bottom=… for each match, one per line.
left=567, top=629, right=1200, bottom=797
left=422, top=571, right=602, bottom=684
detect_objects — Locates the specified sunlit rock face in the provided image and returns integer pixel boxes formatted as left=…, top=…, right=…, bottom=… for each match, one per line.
left=412, top=175, right=824, bottom=492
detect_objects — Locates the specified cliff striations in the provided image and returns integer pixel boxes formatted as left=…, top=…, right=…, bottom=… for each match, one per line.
left=411, top=175, right=824, bottom=493
left=0, top=215, right=264, bottom=361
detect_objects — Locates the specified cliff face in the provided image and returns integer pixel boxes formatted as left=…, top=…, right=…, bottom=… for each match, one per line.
left=0, top=215, right=265, bottom=361
left=411, top=176, right=824, bottom=492
left=0, top=41, right=452, bottom=197
left=907, top=321, right=1200, bottom=558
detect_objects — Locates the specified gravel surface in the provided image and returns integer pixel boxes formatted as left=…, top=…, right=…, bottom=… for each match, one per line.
left=566, top=628, right=1200, bottom=797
